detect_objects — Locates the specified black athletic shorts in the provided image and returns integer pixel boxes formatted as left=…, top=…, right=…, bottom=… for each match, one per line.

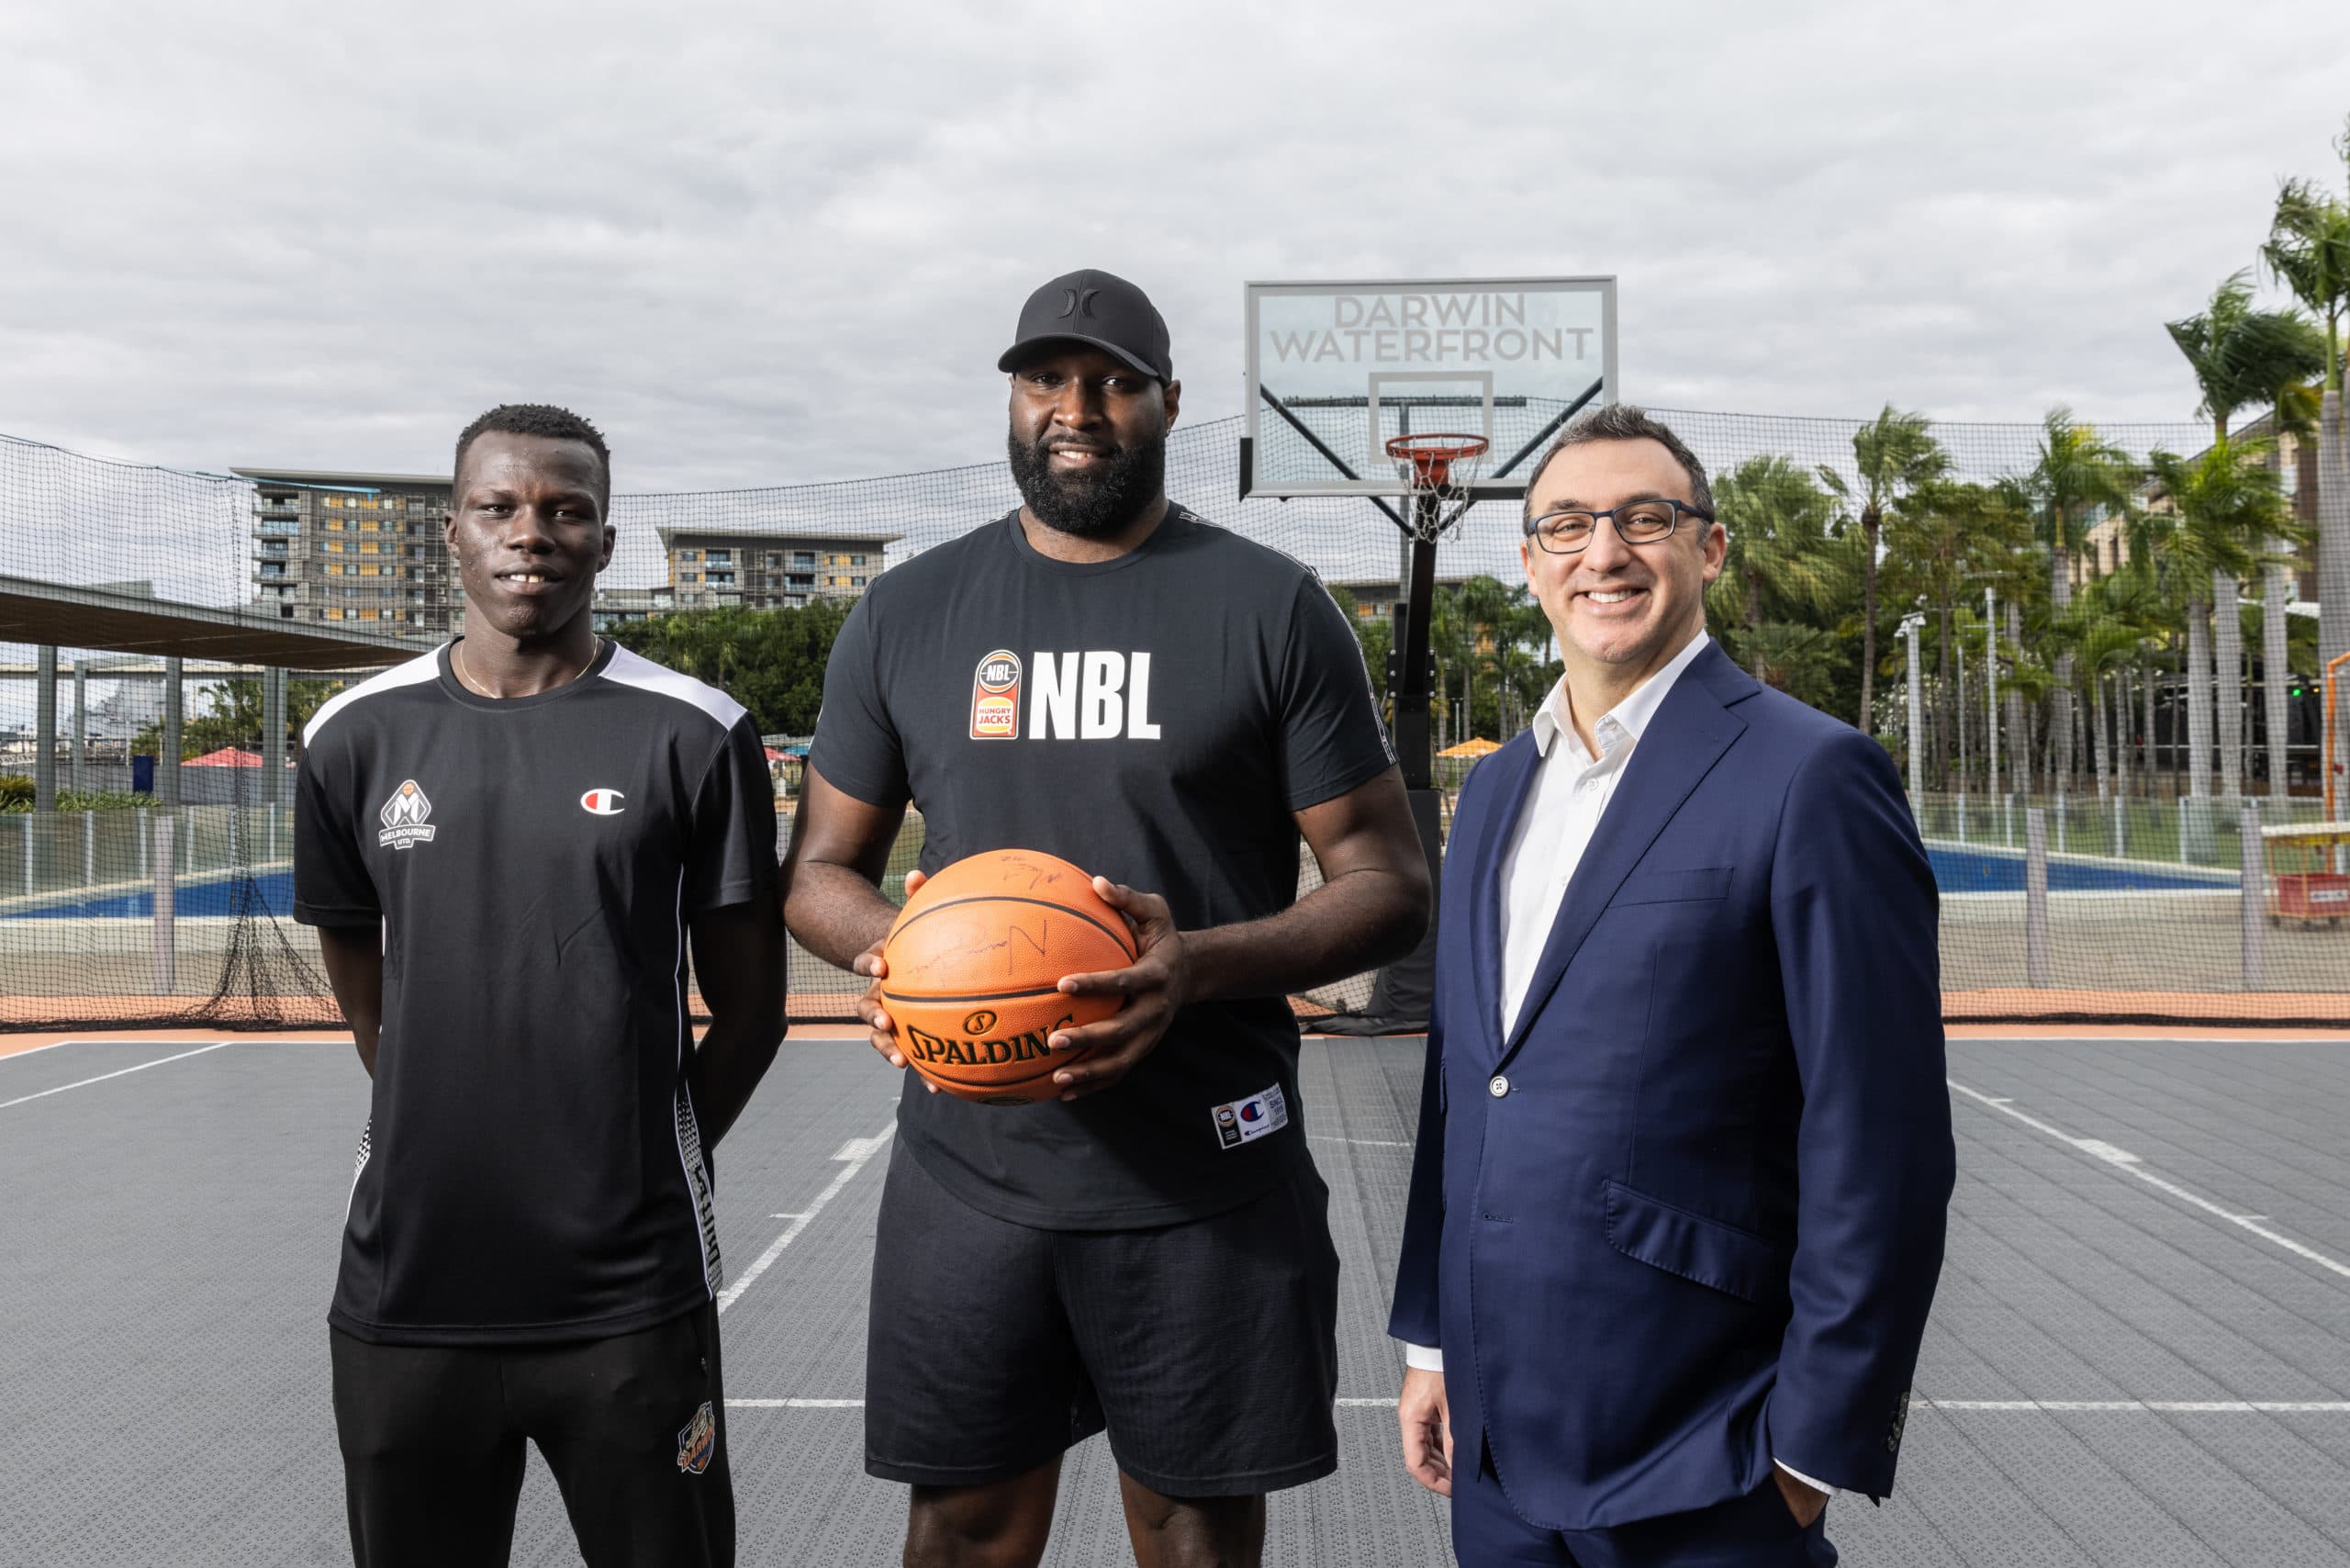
left=330, top=1302, right=732, bottom=1568
left=865, top=1145, right=1341, bottom=1497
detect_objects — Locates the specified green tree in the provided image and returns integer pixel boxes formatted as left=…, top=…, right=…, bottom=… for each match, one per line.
left=1708, top=455, right=1848, bottom=692
left=134, top=677, right=340, bottom=765
left=608, top=599, right=854, bottom=735
left=2023, top=408, right=2136, bottom=790
left=1820, top=407, right=1947, bottom=734
left=2166, top=273, right=2330, bottom=798
left=1881, top=478, right=2028, bottom=787
left=2262, top=120, right=2350, bottom=724
left=2140, top=438, right=2296, bottom=801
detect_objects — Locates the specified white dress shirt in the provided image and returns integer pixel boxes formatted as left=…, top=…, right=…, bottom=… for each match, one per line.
left=1394, top=631, right=1836, bottom=1499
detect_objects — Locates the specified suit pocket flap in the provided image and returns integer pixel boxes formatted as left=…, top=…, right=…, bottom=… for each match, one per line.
left=1603, top=1179, right=1788, bottom=1304
left=1610, top=866, right=1733, bottom=907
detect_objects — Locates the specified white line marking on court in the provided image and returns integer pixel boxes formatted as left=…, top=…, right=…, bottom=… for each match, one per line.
left=768, top=1212, right=811, bottom=1220
left=1956, top=1036, right=2349, bottom=1046
left=1309, top=1136, right=1415, bottom=1148
left=1927, top=1400, right=2350, bottom=1413
left=1949, top=1079, right=2350, bottom=1281
left=722, top=1394, right=2350, bottom=1416
left=0, top=1042, right=233, bottom=1110
left=0, top=1039, right=84, bottom=1063
left=716, top=1121, right=896, bottom=1313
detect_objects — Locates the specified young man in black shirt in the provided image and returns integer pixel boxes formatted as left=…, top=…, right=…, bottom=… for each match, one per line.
left=297, top=404, right=783, bottom=1568
left=784, top=272, right=1430, bottom=1567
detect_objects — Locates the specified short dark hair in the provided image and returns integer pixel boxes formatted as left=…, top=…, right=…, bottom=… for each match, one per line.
left=1521, top=403, right=1712, bottom=522
left=453, top=404, right=611, bottom=502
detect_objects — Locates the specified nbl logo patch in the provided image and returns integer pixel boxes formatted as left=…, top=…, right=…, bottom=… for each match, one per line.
left=969, top=649, right=1022, bottom=740
left=377, top=780, right=436, bottom=850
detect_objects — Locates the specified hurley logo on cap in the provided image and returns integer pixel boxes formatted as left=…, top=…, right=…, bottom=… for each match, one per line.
left=999, top=268, right=1173, bottom=383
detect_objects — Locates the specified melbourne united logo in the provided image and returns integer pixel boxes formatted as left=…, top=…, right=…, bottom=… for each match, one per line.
left=377, top=780, right=436, bottom=850
left=580, top=788, right=626, bottom=815
left=969, top=649, right=1022, bottom=741
left=676, top=1401, right=716, bottom=1475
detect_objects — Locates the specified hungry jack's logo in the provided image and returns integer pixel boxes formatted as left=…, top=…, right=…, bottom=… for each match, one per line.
left=677, top=1401, right=716, bottom=1474
left=969, top=649, right=1022, bottom=740
left=377, top=780, right=436, bottom=850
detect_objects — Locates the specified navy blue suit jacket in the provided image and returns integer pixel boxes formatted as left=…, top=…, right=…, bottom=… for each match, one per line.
left=1388, top=642, right=1953, bottom=1531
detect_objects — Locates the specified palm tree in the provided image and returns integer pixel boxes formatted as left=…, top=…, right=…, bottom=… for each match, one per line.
left=2166, top=273, right=2329, bottom=799
left=2065, top=571, right=2165, bottom=801
left=2263, top=126, right=2350, bottom=763
left=1709, top=455, right=1848, bottom=686
left=1821, top=408, right=1947, bottom=735
left=1882, top=479, right=2024, bottom=787
left=2023, top=408, right=2136, bottom=792
left=2142, top=438, right=2291, bottom=814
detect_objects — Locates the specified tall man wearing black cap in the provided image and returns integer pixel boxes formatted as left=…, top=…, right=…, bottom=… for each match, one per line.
left=785, top=271, right=1431, bottom=1567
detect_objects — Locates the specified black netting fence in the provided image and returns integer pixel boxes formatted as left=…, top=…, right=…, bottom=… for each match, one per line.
left=2, top=409, right=2344, bottom=1031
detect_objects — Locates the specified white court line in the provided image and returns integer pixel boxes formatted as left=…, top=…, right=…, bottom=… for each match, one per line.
left=0, top=1042, right=233, bottom=1111
left=0, top=1039, right=84, bottom=1063
left=1930, top=1400, right=2350, bottom=1413
left=1956, top=1036, right=2350, bottom=1046
left=1948, top=1079, right=2350, bottom=1282
left=1309, top=1136, right=1415, bottom=1148
left=716, top=1120, right=896, bottom=1313
left=722, top=1394, right=2350, bottom=1416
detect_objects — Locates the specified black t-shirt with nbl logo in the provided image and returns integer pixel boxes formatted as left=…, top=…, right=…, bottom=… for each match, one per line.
left=811, top=506, right=1396, bottom=1229
left=295, top=642, right=778, bottom=1346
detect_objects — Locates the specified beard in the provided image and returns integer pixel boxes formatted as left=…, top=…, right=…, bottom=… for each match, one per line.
left=1006, top=426, right=1167, bottom=537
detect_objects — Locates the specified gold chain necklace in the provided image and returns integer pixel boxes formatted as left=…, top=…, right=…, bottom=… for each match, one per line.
left=452, top=636, right=599, bottom=697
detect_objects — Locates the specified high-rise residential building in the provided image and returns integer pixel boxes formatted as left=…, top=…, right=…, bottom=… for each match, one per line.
left=659, top=529, right=899, bottom=610
left=235, top=468, right=462, bottom=635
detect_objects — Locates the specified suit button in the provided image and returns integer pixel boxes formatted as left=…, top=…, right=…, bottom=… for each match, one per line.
left=1489, top=1075, right=1511, bottom=1098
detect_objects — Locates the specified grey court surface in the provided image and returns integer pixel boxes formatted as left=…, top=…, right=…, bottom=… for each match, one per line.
left=5, top=1033, right=2350, bottom=1566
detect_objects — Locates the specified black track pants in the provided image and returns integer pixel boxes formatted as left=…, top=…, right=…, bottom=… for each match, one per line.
left=330, top=1302, right=733, bottom=1568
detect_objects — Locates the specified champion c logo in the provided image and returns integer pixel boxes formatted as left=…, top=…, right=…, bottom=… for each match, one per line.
left=580, top=789, right=625, bottom=815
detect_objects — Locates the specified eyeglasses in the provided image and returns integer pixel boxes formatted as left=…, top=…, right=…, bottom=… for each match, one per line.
left=1524, top=498, right=1714, bottom=554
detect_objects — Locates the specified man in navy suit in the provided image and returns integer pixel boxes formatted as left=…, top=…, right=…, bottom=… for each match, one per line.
left=1389, top=405, right=1953, bottom=1565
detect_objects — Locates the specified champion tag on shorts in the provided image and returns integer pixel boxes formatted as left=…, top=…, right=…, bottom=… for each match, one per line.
left=1211, top=1084, right=1290, bottom=1150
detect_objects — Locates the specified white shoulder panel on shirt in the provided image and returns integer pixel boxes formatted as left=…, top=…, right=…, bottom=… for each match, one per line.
left=599, top=644, right=747, bottom=733
left=301, top=648, right=445, bottom=748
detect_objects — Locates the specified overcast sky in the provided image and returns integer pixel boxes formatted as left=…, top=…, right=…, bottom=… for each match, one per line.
left=3, top=1, right=2346, bottom=494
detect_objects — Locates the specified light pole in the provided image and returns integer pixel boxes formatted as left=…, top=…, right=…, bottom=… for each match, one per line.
left=1899, top=610, right=1926, bottom=801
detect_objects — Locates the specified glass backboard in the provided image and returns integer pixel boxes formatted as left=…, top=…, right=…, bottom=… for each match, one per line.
left=1241, top=276, right=1617, bottom=500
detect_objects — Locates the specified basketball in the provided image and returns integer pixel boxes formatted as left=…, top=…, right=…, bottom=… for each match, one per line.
left=878, top=849, right=1138, bottom=1104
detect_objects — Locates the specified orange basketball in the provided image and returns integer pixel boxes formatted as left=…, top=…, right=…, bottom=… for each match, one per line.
left=879, top=849, right=1138, bottom=1104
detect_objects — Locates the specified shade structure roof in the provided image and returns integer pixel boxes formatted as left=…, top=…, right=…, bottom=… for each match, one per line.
left=0, top=576, right=433, bottom=671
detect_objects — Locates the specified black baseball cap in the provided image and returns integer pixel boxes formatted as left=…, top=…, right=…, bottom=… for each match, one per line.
left=996, top=269, right=1173, bottom=383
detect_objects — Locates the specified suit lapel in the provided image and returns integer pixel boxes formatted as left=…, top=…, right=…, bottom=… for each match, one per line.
left=1468, top=735, right=1543, bottom=1060
left=1493, top=645, right=1757, bottom=1071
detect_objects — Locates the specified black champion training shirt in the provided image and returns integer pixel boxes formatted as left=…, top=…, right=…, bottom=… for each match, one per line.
left=296, top=641, right=778, bottom=1346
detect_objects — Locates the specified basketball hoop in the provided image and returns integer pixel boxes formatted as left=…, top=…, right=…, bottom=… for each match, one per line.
left=1386, top=433, right=1489, bottom=540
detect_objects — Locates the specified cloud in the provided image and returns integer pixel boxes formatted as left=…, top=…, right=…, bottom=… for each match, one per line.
left=0, top=0, right=2344, bottom=498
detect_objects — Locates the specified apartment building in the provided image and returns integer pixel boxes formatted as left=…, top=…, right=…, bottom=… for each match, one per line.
left=236, top=468, right=461, bottom=635
left=659, top=529, right=899, bottom=610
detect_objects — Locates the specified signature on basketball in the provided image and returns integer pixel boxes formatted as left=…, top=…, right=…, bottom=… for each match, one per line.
left=998, top=856, right=1069, bottom=893
left=905, top=915, right=1056, bottom=979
